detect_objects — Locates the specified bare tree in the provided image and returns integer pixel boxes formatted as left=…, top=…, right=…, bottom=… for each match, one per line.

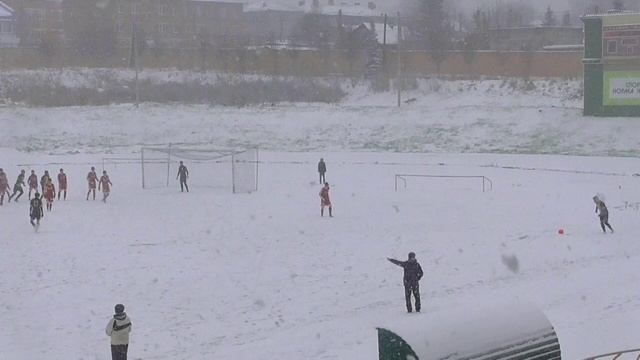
left=65, top=0, right=117, bottom=57
left=613, top=0, right=625, bottom=11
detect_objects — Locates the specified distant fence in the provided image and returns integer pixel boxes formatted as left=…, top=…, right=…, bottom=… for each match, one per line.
left=394, top=174, right=493, bottom=192
left=0, top=47, right=583, bottom=78
left=584, top=348, right=640, bottom=359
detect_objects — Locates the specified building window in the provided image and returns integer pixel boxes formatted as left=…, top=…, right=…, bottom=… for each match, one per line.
left=160, top=5, right=167, bottom=16
left=607, top=40, right=617, bottom=54
left=158, top=23, right=175, bottom=34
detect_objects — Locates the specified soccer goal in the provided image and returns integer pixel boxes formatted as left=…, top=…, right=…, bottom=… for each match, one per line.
left=140, top=147, right=258, bottom=193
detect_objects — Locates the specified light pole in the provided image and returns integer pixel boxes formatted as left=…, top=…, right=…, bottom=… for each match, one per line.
left=396, top=12, right=402, bottom=107
left=131, top=0, right=140, bottom=107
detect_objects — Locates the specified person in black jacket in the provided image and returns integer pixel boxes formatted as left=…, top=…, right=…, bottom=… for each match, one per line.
left=317, top=158, right=326, bottom=184
left=176, top=161, right=189, bottom=193
left=388, top=252, right=424, bottom=313
left=593, top=195, right=614, bottom=233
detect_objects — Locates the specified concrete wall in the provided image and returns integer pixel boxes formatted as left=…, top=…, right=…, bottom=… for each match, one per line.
left=0, top=47, right=584, bottom=78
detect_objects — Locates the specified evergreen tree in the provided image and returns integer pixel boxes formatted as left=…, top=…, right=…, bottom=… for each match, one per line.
left=421, top=0, right=450, bottom=71
left=613, top=0, right=625, bottom=11
left=543, top=6, right=557, bottom=26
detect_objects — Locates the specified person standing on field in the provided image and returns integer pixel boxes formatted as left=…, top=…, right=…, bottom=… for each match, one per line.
left=319, top=182, right=332, bottom=217
left=30, top=193, right=44, bottom=229
left=57, top=168, right=68, bottom=200
left=99, top=170, right=113, bottom=203
left=318, top=158, right=327, bottom=184
left=87, top=167, right=98, bottom=201
left=40, top=170, right=50, bottom=195
left=593, top=195, right=614, bottom=233
left=176, top=161, right=189, bottom=192
left=43, top=178, right=56, bottom=211
left=0, top=168, right=9, bottom=205
left=8, top=169, right=26, bottom=203
left=106, top=304, right=132, bottom=360
left=388, top=252, right=424, bottom=313
left=28, top=170, right=38, bottom=200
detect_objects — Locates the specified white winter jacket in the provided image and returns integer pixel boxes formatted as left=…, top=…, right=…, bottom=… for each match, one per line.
left=105, top=315, right=132, bottom=345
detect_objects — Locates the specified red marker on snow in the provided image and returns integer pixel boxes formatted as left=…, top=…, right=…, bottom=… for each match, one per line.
left=558, top=229, right=565, bottom=235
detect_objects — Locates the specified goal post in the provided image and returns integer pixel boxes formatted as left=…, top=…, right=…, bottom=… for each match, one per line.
left=140, top=147, right=258, bottom=193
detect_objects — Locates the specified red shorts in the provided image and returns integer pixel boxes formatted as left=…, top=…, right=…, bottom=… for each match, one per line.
left=321, top=199, right=331, bottom=207
left=89, top=183, right=96, bottom=190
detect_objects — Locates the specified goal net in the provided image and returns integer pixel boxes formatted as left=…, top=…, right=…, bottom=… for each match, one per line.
left=141, top=147, right=258, bottom=193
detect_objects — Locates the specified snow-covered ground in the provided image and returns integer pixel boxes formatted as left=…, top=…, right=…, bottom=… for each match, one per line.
left=1, top=80, right=640, bottom=359
left=1, top=151, right=640, bottom=359
left=1, top=75, right=638, bottom=157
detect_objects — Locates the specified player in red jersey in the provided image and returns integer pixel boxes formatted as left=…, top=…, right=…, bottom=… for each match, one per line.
left=319, top=182, right=332, bottom=217
left=57, top=168, right=68, bottom=200
left=28, top=170, right=38, bottom=200
left=43, top=178, right=56, bottom=211
left=98, top=170, right=113, bottom=203
left=0, top=168, right=9, bottom=205
left=87, top=167, right=98, bottom=201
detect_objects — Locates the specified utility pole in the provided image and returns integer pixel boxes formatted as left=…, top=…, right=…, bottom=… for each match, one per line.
left=382, top=13, right=387, bottom=73
left=397, top=12, right=402, bottom=107
left=132, top=0, right=140, bottom=107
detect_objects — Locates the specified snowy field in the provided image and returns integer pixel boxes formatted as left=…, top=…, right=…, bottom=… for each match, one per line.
left=1, top=150, right=640, bottom=359
left=2, top=81, right=640, bottom=359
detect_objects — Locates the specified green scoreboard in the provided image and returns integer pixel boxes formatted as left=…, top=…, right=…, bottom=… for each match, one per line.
left=582, top=13, right=640, bottom=116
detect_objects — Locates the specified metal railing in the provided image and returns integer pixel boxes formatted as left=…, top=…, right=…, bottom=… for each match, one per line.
left=395, top=174, right=493, bottom=192
left=584, top=349, right=640, bottom=360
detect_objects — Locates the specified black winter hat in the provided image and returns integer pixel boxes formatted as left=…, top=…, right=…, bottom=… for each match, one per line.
left=115, top=304, right=125, bottom=314
left=408, top=252, right=416, bottom=259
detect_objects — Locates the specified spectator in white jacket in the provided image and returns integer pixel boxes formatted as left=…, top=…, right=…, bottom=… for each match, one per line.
left=106, top=304, right=132, bottom=360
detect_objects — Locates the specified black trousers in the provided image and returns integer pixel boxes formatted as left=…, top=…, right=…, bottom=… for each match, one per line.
left=111, top=344, right=128, bottom=360
left=404, top=284, right=420, bottom=312
left=319, top=172, right=326, bottom=184
left=599, top=215, right=613, bottom=232
left=180, top=179, right=189, bottom=192
left=10, top=186, right=23, bottom=202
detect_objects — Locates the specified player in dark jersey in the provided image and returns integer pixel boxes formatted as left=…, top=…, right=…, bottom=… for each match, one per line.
left=28, top=170, right=38, bottom=200
left=0, top=168, right=9, bottom=205
left=176, top=161, right=189, bottom=192
left=593, top=195, right=614, bottom=233
left=30, top=193, right=44, bottom=229
left=40, top=170, right=50, bottom=195
left=58, top=168, right=68, bottom=200
left=8, top=169, right=26, bottom=203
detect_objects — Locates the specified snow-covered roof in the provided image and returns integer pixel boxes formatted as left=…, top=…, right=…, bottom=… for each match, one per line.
left=244, top=1, right=301, bottom=12
left=0, top=1, right=14, bottom=18
left=244, top=0, right=380, bottom=17
left=582, top=11, right=640, bottom=19
left=378, top=301, right=557, bottom=359
left=188, top=0, right=246, bottom=4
